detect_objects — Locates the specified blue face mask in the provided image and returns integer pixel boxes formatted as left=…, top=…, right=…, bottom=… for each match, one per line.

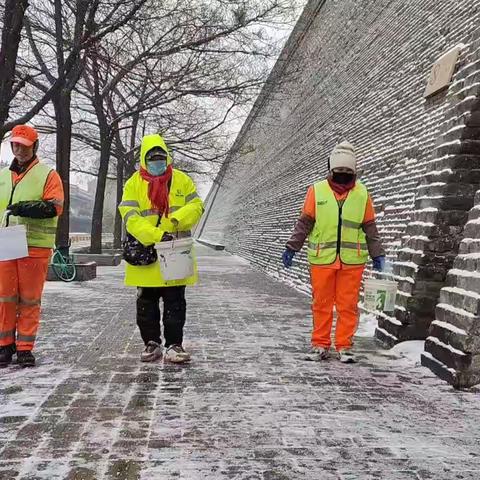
left=147, top=159, right=167, bottom=176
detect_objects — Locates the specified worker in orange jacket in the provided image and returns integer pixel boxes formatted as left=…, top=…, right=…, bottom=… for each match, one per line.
left=283, top=142, right=385, bottom=363
left=0, top=125, right=64, bottom=367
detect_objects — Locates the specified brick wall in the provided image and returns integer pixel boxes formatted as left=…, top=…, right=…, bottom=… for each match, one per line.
left=376, top=39, right=480, bottom=348
left=199, top=0, right=480, bottom=385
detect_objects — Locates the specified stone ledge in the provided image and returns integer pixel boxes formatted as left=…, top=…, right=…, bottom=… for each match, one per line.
left=47, top=262, right=97, bottom=282
left=196, top=238, right=225, bottom=251
left=73, top=253, right=122, bottom=267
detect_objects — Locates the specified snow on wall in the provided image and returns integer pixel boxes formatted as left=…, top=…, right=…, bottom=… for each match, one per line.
left=423, top=185, right=480, bottom=388
left=377, top=35, right=480, bottom=348
left=200, top=1, right=480, bottom=384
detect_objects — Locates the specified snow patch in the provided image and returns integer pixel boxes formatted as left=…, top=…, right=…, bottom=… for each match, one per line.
left=389, top=340, right=425, bottom=364
left=356, top=313, right=378, bottom=337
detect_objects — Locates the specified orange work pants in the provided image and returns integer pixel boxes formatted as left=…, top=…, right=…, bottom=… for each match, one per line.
left=310, top=266, right=364, bottom=351
left=0, top=257, right=50, bottom=351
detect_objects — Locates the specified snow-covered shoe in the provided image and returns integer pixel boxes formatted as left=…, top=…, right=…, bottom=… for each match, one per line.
left=140, top=341, right=162, bottom=362
left=304, top=346, right=330, bottom=361
left=0, top=344, right=16, bottom=367
left=17, top=350, right=35, bottom=368
left=165, top=345, right=191, bottom=363
left=338, top=349, right=357, bottom=364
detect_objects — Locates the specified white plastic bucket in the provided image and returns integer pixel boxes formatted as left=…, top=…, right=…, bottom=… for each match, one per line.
left=155, top=238, right=194, bottom=281
left=0, top=225, right=28, bottom=261
left=363, top=278, right=397, bottom=313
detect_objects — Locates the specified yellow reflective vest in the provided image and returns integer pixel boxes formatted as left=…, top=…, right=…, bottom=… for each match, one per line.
left=307, top=180, right=369, bottom=265
left=118, top=134, right=204, bottom=287
left=0, top=162, right=58, bottom=248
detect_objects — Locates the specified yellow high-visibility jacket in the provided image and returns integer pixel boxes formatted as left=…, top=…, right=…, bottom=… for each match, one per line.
left=118, top=134, right=204, bottom=287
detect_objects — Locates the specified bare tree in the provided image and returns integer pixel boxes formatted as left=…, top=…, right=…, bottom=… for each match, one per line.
left=14, top=0, right=149, bottom=246
left=2, top=0, right=298, bottom=252
left=0, top=0, right=29, bottom=129
left=73, top=0, right=297, bottom=253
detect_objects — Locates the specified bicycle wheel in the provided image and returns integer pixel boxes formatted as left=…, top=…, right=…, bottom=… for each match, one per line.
left=51, top=251, right=77, bottom=282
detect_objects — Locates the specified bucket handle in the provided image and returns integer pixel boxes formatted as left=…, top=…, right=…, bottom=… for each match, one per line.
left=0, top=210, right=11, bottom=229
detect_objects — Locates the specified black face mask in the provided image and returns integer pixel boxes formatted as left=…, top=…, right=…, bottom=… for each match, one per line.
left=332, top=172, right=355, bottom=185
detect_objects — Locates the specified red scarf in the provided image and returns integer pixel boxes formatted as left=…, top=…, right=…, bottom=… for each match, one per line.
left=327, top=175, right=356, bottom=195
left=140, top=165, right=173, bottom=217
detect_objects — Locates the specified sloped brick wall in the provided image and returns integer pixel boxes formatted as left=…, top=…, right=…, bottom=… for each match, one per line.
left=200, top=0, right=480, bottom=384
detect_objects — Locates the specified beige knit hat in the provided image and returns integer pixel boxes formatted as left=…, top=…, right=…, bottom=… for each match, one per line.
left=329, top=141, right=357, bottom=173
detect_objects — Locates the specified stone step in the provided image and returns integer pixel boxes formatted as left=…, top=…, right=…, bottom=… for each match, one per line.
left=452, top=254, right=480, bottom=272
left=415, top=193, right=474, bottom=211
left=422, top=167, right=480, bottom=185
left=439, top=286, right=480, bottom=317
left=466, top=206, right=480, bottom=221
left=424, top=337, right=471, bottom=371
left=463, top=221, right=480, bottom=239
left=420, top=352, right=457, bottom=386
left=411, top=209, right=467, bottom=226
left=446, top=269, right=480, bottom=293
left=374, top=326, right=398, bottom=348
left=417, top=182, right=478, bottom=201
left=458, top=238, right=480, bottom=254
left=396, top=249, right=425, bottom=264
left=441, top=154, right=480, bottom=170
left=429, top=320, right=479, bottom=352
left=435, top=301, right=480, bottom=336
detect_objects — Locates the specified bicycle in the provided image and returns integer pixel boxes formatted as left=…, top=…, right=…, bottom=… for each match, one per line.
left=51, top=242, right=77, bottom=282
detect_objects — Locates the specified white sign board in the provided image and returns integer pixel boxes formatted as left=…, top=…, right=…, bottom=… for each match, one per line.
left=424, top=46, right=462, bottom=98
left=0, top=139, right=13, bottom=166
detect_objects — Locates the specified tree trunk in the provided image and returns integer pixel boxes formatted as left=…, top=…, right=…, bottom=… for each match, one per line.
left=90, top=124, right=113, bottom=254
left=0, top=0, right=29, bottom=136
left=113, top=156, right=124, bottom=249
left=53, top=91, right=72, bottom=249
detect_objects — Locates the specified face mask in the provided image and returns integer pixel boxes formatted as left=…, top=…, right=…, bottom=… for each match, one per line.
left=332, top=171, right=355, bottom=185
left=147, top=160, right=167, bottom=176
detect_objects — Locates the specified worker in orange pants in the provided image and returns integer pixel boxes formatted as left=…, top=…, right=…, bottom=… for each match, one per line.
left=282, top=142, right=385, bottom=363
left=310, top=267, right=364, bottom=351
left=0, top=257, right=50, bottom=348
left=0, top=125, right=64, bottom=367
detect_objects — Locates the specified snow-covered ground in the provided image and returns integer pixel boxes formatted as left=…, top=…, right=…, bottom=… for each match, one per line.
left=1, top=245, right=479, bottom=479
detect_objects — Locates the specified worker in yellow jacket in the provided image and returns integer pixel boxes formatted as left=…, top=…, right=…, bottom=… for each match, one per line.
left=119, top=134, right=204, bottom=363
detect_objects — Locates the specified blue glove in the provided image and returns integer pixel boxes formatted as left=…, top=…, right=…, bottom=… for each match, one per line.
left=373, top=256, right=385, bottom=272
left=282, top=249, right=296, bottom=268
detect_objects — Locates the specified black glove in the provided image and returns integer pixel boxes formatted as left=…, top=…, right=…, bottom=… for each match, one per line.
left=8, top=201, right=57, bottom=219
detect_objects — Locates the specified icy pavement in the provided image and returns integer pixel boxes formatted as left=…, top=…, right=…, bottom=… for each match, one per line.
left=1, top=245, right=480, bottom=480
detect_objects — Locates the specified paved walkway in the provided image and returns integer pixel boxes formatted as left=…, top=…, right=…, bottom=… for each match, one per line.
left=1, top=245, right=479, bottom=480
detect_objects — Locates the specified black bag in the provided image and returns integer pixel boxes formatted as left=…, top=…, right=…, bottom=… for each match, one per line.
left=122, top=216, right=162, bottom=266
left=122, top=233, right=158, bottom=266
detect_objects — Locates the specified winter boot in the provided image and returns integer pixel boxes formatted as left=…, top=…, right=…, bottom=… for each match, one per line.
left=338, top=349, right=357, bottom=364
left=17, top=350, right=35, bottom=368
left=304, top=346, right=330, bottom=361
left=140, top=341, right=162, bottom=362
left=0, top=344, right=16, bottom=367
left=165, top=345, right=191, bottom=363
